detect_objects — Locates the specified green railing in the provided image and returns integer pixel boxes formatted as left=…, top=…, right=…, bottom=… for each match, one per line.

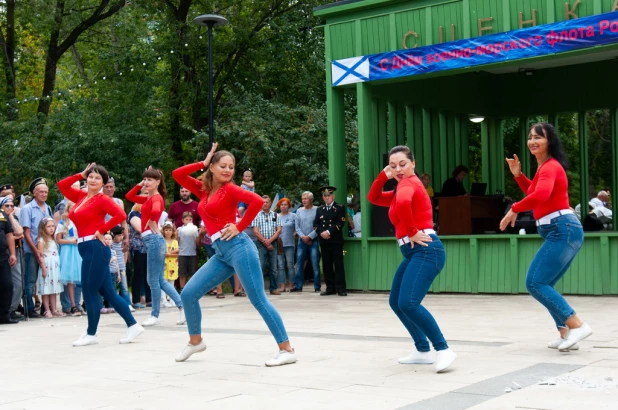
left=344, top=233, right=618, bottom=294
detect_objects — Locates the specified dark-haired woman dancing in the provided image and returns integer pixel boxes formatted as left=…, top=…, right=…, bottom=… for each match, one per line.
left=368, top=145, right=456, bottom=373
left=501, top=122, right=591, bottom=351
left=58, top=163, right=144, bottom=347
left=126, top=168, right=185, bottom=327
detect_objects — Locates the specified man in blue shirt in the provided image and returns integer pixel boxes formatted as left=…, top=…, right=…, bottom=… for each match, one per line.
left=20, top=178, right=53, bottom=318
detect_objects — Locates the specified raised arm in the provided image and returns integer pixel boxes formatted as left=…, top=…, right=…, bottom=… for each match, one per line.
left=125, top=184, right=147, bottom=205
left=368, top=170, right=395, bottom=207
left=171, top=162, right=205, bottom=199
left=57, top=173, right=86, bottom=204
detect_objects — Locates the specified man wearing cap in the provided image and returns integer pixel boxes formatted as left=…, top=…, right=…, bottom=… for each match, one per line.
left=20, top=178, right=53, bottom=318
left=0, top=197, right=18, bottom=324
left=314, top=186, right=348, bottom=296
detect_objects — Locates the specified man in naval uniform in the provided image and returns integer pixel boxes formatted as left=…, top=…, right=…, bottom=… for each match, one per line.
left=313, top=186, right=348, bottom=296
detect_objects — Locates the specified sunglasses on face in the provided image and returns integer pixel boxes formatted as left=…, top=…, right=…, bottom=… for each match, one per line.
left=2, top=204, right=14, bottom=208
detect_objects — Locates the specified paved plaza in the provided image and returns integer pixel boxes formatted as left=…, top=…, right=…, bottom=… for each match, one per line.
left=1, top=291, right=618, bottom=410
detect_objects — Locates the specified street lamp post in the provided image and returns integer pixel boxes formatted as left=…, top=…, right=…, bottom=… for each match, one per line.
left=192, top=14, right=228, bottom=152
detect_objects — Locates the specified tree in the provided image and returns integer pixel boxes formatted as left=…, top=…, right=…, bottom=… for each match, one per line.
left=0, top=0, right=16, bottom=119
left=37, top=0, right=126, bottom=116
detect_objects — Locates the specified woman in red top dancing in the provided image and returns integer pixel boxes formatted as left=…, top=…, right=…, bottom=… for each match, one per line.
left=172, top=143, right=296, bottom=366
left=501, top=122, right=591, bottom=351
left=58, top=164, right=144, bottom=347
left=126, top=168, right=185, bottom=327
left=368, top=145, right=456, bottom=373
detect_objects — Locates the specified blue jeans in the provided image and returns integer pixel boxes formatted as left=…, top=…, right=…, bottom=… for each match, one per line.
left=295, top=240, right=321, bottom=290
left=202, top=244, right=235, bottom=289
left=257, top=242, right=279, bottom=291
left=277, top=246, right=295, bottom=287
left=60, top=285, right=82, bottom=311
left=23, top=252, right=39, bottom=312
left=78, top=240, right=136, bottom=335
left=527, top=214, right=583, bottom=329
left=142, top=234, right=183, bottom=317
left=181, top=233, right=289, bottom=343
left=390, top=235, right=448, bottom=352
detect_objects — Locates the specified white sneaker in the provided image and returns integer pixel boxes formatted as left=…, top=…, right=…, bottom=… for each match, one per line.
left=73, top=333, right=98, bottom=347
left=558, top=323, right=592, bottom=350
left=163, top=301, right=173, bottom=308
left=176, top=309, right=186, bottom=325
left=265, top=350, right=297, bottom=367
left=175, top=341, right=207, bottom=362
left=128, top=304, right=135, bottom=312
left=142, top=316, right=160, bottom=327
left=548, top=338, right=579, bottom=351
left=435, top=348, right=457, bottom=373
left=398, top=350, right=434, bottom=364
left=120, top=324, right=145, bottom=344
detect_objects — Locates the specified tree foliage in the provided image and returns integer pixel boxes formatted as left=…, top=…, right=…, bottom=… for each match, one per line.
left=0, top=0, right=340, bottom=205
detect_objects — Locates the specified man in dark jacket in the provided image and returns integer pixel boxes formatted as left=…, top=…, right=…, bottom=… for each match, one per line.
left=0, top=207, right=18, bottom=324
left=314, top=186, right=348, bottom=296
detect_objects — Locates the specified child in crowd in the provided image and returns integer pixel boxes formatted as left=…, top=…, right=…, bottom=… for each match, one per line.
left=55, top=202, right=82, bottom=316
left=177, top=212, right=198, bottom=292
left=237, top=169, right=255, bottom=216
left=36, top=217, right=64, bottom=318
left=110, top=227, right=134, bottom=312
left=162, top=221, right=179, bottom=307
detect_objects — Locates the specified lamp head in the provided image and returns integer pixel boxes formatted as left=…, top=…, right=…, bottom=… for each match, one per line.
left=192, top=14, right=228, bottom=27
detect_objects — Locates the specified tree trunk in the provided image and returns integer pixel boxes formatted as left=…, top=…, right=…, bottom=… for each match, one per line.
left=71, top=45, right=91, bottom=86
left=165, top=0, right=193, bottom=165
left=37, top=0, right=65, bottom=116
left=0, top=0, right=17, bottom=120
left=37, top=0, right=126, bottom=116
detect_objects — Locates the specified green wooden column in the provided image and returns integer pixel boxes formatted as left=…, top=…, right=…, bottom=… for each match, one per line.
left=325, top=24, right=347, bottom=211
left=325, top=84, right=346, bottom=202
left=519, top=116, right=531, bottom=176
left=609, top=107, right=618, bottom=231
left=357, top=82, right=374, bottom=291
left=481, top=120, right=490, bottom=185
left=439, top=112, right=448, bottom=185
left=578, top=111, right=589, bottom=221
left=422, top=108, right=433, bottom=178
left=493, top=119, right=505, bottom=194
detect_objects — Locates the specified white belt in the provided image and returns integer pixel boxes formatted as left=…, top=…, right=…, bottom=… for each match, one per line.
left=536, top=209, right=574, bottom=226
left=210, top=229, right=225, bottom=242
left=397, top=229, right=436, bottom=246
left=141, top=230, right=154, bottom=237
left=77, top=235, right=96, bottom=243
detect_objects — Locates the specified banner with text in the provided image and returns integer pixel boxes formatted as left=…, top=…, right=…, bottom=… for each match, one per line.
left=332, top=11, right=618, bottom=86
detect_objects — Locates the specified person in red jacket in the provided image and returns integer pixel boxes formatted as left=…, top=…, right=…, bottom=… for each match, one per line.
left=368, top=145, right=456, bottom=373
left=501, top=122, right=591, bottom=351
left=126, top=167, right=185, bottom=328
left=58, top=164, right=144, bottom=347
left=172, top=143, right=296, bottom=366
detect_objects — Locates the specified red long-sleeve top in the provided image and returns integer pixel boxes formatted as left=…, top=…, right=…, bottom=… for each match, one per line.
left=125, top=185, right=165, bottom=233
left=172, top=162, right=264, bottom=235
left=510, top=158, right=570, bottom=219
left=58, top=173, right=126, bottom=237
left=368, top=171, right=433, bottom=239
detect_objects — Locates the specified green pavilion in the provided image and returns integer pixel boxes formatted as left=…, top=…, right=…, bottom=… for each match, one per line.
left=314, top=0, right=618, bottom=294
